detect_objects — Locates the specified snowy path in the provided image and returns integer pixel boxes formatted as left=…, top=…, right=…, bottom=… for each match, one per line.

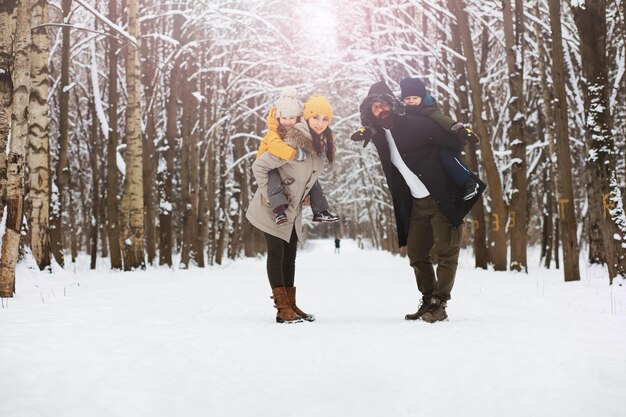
left=2, top=240, right=625, bottom=417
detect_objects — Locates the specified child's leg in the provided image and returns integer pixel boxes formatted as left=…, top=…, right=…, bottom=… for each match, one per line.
left=438, top=149, right=472, bottom=186
left=308, top=180, right=329, bottom=213
left=268, top=169, right=289, bottom=210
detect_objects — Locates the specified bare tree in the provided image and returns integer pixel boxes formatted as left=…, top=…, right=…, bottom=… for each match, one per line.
left=450, top=7, right=488, bottom=269
left=450, top=0, right=508, bottom=271
left=573, top=0, right=626, bottom=283
left=120, top=0, right=145, bottom=270
left=548, top=0, right=580, bottom=281
left=106, top=0, right=122, bottom=269
left=50, top=0, right=73, bottom=267
left=0, top=1, right=14, bottom=220
left=0, top=0, right=30, bottom=296
left=28, top=0, right=51, bottom=270
left=502, top=0, right=528, bottom=272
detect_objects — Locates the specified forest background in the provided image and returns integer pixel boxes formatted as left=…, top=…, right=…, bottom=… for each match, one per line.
left=0, top=0, right=624, bottom=295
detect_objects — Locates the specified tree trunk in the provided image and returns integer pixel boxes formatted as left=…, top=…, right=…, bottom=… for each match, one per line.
left=89, top=98, right=99, bottom=270
left=573, top=0, right=626, bottom=283
left=214, top=131, right=228, bottom=265
left=541, top=167, right=554, bottom=268
left=502, top=0, right=527, bottom=272
left=194, top=47, right=207, bottom=267
left=0, top=2, right=13, bottom=221
left=536, top=1, right=558, bottom=270
left=0, top=0, right=30, bottom=297
left=450, top=0, right=508, bottom=271
left=547, top=0, right=580, bottom=281
left=206, top=136, right=217, bottom=265
left=180, top=53, right=199, bottom=267
left=450, top=10, right=488, bottom=269
left=158, top=12, right=182, bottom=267
left=27, top=0, right=50, bottom=271
left=106, top=0, right=122, bottom=269
left=140, top=8, right=157, bottom=266
left=50, top=0, right=73, bottom=268
left=197, top=149, right=208, bottom=265
left=120, top=0, right=145, bottom=270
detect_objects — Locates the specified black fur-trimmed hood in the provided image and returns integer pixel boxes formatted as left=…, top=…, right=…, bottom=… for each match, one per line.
left=359, top=81, right=405, bottom=133
left=284, top=122, right=318, bottom=156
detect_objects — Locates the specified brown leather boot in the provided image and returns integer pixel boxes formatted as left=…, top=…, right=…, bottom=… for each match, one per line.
left=420, top=298, right=448, bottom=323
left=286, top=287, right=315, bottom=322
left=271, top=287, right=303, bottom=323
left=405, top=296, right=432, bottom=320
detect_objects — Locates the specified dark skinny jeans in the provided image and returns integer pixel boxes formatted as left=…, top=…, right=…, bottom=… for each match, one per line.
left=263, top=228, right=298, bottom=289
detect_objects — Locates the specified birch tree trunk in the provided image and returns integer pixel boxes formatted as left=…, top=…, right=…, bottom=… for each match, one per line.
left=502, top=0, right=528, bottom=272
left=106, top=0, right=122, bottom=269
left=548, top=0, right=580, bottom=281
left=0, top=2, right=15, bottom=221
left=50, top=0, right=72, bottom=268
left=28, top=0, right=50, bottom=270
left=0, top=0, right=30, bottom=297
left=120, top=0, right=145, bottom=270
left=450, top=0, right=508, bottom=271
left=573, top=0, right=626, bottom=283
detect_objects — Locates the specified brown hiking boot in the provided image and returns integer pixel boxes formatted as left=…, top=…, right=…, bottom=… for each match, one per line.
left=405, top=296, right=432, bottom=320
left=420, top=298, right=448, bottom=323
left=286, top=287, right=315, bottom=322
left=271, top=287, right=303, bottom=323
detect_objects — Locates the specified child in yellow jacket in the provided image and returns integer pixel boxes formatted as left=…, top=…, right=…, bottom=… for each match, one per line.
left=258, top=87, right=338, bottom=225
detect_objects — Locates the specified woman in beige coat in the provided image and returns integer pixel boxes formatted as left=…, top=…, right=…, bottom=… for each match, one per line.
left=246, top=95, right=335, bottom=323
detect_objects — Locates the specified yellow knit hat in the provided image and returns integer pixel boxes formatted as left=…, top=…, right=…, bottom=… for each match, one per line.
left=303, top=95, right=333, bottom=121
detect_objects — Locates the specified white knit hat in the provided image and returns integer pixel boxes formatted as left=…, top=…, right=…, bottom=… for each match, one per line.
left=274, top=86, right=303, bottom=118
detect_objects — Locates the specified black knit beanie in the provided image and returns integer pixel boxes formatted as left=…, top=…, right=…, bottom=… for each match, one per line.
left=367, top=81, right=394, bottom=96
left=400, top=77, right=427, bottom=99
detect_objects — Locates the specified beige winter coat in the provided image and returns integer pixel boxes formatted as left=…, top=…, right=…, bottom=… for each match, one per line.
left=246, top=122, right=326, bottom=242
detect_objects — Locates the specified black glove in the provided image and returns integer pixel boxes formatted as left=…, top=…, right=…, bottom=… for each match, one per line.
left=350, top=127, right=373, bottom=148
left=451, top=122, right=480, bottom=145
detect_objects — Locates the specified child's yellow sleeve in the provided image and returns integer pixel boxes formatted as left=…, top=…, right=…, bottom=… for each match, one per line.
left=256, top=107, right=296, bottom=160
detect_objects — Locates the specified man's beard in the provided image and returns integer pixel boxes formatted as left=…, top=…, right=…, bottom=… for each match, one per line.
left=375, top=111, right=394, bottom=129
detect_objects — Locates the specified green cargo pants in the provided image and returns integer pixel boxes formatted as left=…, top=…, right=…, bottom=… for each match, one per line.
left=406, top=196, right=462, bottom=302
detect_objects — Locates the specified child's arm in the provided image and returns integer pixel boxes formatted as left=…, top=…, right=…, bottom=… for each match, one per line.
left=425, top=107, right=457, bottom=131
left=404, top=115, right=464, bottom=154
left=427, top=107, right=480, bottom=145
left=265, top=130, right=298, bottom=160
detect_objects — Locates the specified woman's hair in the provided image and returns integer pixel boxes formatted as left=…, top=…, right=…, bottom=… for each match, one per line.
left=309, top=124, right=335, bottom=164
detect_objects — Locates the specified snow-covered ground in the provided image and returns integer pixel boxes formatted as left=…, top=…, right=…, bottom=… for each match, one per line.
left=2, top=239, right=625, bottom=417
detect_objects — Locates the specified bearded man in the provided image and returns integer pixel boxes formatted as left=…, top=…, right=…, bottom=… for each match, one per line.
left=355, top=81, right=485, bottom=322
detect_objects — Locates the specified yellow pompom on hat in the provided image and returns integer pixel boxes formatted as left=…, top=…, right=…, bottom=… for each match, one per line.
left=303, top=95, right=333, bottom=121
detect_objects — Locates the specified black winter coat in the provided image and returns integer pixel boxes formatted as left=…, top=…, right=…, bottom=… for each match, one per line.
left=370, top=113, right=486, bottom=247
